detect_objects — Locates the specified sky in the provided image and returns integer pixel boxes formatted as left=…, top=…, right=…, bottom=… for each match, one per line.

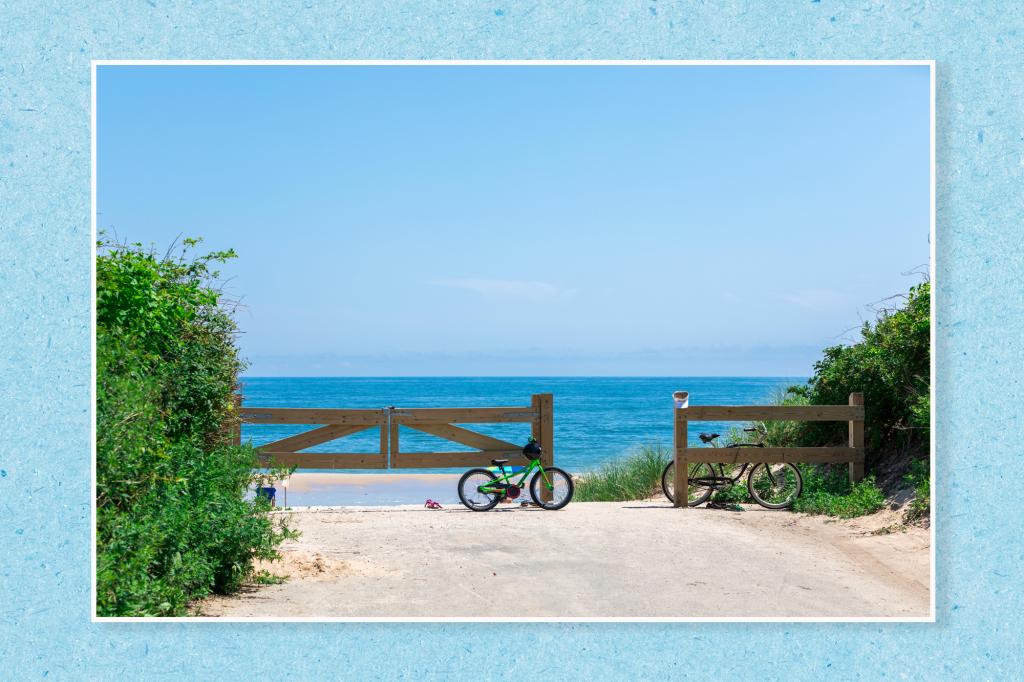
left=97, top=64, right=930, bottom=376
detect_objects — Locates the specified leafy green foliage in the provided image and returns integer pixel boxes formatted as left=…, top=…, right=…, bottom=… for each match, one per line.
left=253, top=570, right=288, bottom=585
left=96, top=237, right=292, bottom=616
left=791, top=466, right=885, bottom=518
left=759, top=281, right=931, bottom=517
left=903, top=458, right=930, bottom=523
left=575, top=444, right=670, bottom=502
left=708, top=477, right=751, bottom=504
left=791, top=281, right=931, bottom=463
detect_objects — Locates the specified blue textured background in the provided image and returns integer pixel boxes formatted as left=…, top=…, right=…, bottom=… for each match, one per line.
left=1, top=1, right=1020, bottom=678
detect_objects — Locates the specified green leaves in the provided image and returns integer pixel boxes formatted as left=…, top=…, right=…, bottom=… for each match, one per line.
left=791, top=467, right=885, bottom=518
left=798, top=282, right=931, bottom=462
left=96, top=237, right=290, bottom=617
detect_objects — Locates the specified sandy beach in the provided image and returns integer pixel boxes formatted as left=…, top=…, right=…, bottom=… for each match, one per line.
left=266, top=473, right=462, bottom=506
left=201, top=497, right=931, bottom=619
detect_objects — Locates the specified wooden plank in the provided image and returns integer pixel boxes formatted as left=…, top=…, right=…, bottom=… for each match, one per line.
left=391, top=451, right=526, bottom=468
left=674, top=408, right=688, bottom=508
left=255, top=424, right=370, bottom=453
left=849, top=393, right=866, bottom=483
left=531, top=394, right=542, bottom=449
left=239, top=407, right=385, bottom=426
left=537, top=393, right=554, bottom=502
left=406, top=422, right=520, bottom=452
left=255, top=452, right=387, bottom=469
left=679, top=405, right=865, bottom=422
left=682, top=446, right=861, bottom=464
left=379, top=423, right=388, bottom=456
left=393, top=407, right=537, bottom=424
left=389, top=412, right=400, bottom=461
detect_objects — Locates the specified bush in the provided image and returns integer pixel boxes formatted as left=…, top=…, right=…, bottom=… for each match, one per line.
left=791, top=465, right=886, bottom=518
left=708, top=479, right=752, bottom=504
left=96, top=237, right=291, bottom=616
left=791, top=281, right=930, bottom=467
left=903, top=458, right=930, bottom=523
left=575, top=444, right=670, bottom=502
left=747, top=281, right=931, bottom=517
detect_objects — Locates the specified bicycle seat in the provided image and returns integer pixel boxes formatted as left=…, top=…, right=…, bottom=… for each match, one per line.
left=491, top=459, right=509, bottom=466
left=698, top=432, right=721, bottom=444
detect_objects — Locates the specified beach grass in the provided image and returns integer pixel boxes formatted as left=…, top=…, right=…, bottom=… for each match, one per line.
left=574, top=444, right=670, bottom=502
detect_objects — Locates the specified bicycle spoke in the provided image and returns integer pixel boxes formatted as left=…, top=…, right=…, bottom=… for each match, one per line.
left=460, top=472, right=499, bottom=509
left=748, top=463, right=801, bottom=508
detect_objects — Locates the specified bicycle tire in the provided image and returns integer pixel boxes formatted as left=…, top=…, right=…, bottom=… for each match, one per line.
left=529, top=467, right=574, bottom=510
left=661, top=461, right=716, bottom=506
left=747, top=462, right=803, bottom=509
left=457, top=468, right=502, bottom=511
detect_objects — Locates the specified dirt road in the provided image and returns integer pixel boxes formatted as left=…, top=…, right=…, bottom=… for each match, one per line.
left=200, top=501, right=931, bottom=618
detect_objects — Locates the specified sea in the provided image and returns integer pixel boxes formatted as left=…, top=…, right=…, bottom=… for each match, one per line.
left=240, top=377, right=806, bottom=475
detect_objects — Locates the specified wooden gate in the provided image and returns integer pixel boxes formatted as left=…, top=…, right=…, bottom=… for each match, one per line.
left=239, top=407, right=389, bottom=469
left=237, top=393, right=553, bottom=471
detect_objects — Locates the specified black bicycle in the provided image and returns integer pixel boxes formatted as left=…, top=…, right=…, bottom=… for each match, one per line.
left=661, top=425, right=803, bottom=509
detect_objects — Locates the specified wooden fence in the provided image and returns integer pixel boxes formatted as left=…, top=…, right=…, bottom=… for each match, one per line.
left=236, top=393, right=553, bottom=472
left=672, top=392, right=865, bottom=508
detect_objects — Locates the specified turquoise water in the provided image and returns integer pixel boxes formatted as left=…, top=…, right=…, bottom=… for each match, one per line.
left=240, top=377, right=805, bottom=474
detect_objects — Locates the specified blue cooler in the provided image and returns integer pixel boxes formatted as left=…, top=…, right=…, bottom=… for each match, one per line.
left=256, top=486, right=276, bottom=506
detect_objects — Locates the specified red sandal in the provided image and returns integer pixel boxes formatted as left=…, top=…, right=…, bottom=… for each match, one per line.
left=424, top=499, right=443, bottom=509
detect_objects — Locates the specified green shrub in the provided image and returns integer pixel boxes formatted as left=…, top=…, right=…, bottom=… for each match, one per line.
left=790, top=281, right=930, bottom=464
left=708, top=479, right=752, bottom=504
left=744, top=282, right=931, bottom=515
left=575, top=444, right=670, bottom=502
left=253, top=570, right=288, bottom=585
left=96, top=237, right=291, bottom=616
left=903, top=458, right=930, bottom=523
left=791, top=465, right=885, bottom=518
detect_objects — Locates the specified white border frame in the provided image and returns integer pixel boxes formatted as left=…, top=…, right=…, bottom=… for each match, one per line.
left=91, top=59, right=936, bottom=623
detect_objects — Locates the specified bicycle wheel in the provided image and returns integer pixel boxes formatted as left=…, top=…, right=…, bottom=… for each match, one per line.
left=661, top=461, right=716, bottom=506
left=529, top=467, right=574, bottom=510
left=458, top=468, right=501, bottom=511
left=747, top=463, right=803, bottom=509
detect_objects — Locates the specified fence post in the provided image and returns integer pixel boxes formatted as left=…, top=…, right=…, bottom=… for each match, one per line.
left=531, top=393, right=542, bottom=446
left=673, top=405, right=688, bottom=508
left=532, top=393, right=554, bottom=502
left=849, top=392, right=865, bottom=484
left=380, top=409, right=390, bottom=468
left=389, top=408, right=400, bottom=470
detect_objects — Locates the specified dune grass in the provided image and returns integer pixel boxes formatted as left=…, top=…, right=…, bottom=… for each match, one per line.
left=574, top=444, right=671, bottom=502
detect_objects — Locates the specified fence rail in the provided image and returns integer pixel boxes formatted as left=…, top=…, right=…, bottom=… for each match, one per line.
left=672, top=392, right=865, bottom=509
left=679, top=405, right=864, bottom=422
left=236, top=393, right=553, bottom=472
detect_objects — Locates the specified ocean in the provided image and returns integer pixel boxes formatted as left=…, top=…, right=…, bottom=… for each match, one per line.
left=240, top=376, right=806, bottom=474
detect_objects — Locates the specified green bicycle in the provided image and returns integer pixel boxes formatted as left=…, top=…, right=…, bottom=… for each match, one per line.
left=457, top=437, right=574, bottom=511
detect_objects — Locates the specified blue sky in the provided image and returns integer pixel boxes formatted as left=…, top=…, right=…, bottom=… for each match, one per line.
left=97, top=65, right=930, bottom=376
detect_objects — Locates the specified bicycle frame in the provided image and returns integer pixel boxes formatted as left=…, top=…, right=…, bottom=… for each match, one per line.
left=478, top=458, right=551, bottom=493
left=696, top=440, right=764, bottom=487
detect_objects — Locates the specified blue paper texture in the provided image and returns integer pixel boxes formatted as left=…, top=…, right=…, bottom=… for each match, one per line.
left=1, top=1, right=1021, bottom=678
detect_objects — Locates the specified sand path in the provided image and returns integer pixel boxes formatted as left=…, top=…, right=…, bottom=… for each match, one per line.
left=200, top=501, right=930, bottom=618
